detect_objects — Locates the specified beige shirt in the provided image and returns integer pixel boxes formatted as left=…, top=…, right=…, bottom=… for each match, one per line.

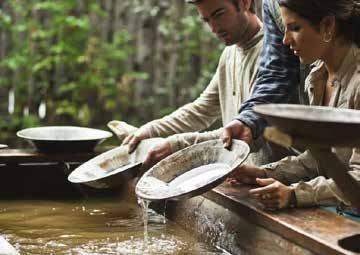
left=141, top=29, right=264, bottom=155
left=264, top=44, right=360, bottom=207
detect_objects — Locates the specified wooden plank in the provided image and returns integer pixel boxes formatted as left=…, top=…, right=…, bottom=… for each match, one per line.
left=0, top=162, right=117, bottom=199
left=162, top=195, right=314, bottom=255
left=204, top=184, right=360, bottom=255
left=0, top=148, right=111, bottom=164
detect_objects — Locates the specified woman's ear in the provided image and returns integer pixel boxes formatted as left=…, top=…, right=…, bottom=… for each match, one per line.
left=320, top=15, right=336, bottom=43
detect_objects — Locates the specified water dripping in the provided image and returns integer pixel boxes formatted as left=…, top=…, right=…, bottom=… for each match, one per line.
left=163, top=200, right=167, bottom=224
left=139, top=198, right=150, bottom=250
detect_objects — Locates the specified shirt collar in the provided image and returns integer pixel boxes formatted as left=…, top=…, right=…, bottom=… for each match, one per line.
left=305, top=43, right=359, bottom=92
left=236, top=26, right=264, bottom=53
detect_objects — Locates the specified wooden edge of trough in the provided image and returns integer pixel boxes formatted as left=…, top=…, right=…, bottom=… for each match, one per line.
left=156, top=184, right=359, bottom=255
left=1, top=149, right=359, bottom=254
left=0, top=148, right=112, bottom=164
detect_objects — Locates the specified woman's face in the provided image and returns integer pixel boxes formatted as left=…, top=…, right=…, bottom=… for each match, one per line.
left=280, top=6, right=329, bottom=64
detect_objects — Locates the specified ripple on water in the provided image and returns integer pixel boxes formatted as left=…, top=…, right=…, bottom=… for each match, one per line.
left=89, top=209, right=107, bottom=216
left=113, top=236, right=186, bottom=255
left=0, top=200, right=225, bottom=254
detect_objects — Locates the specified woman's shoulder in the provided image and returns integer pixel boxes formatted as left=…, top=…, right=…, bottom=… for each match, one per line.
left=348, top=45, right=360, bottom=82
left=354, top=45, right=360, bottom=70
left=347, top=47, right=360, bottom=100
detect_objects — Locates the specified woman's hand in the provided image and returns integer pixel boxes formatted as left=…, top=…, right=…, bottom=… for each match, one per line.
left=249, top=178, right=296, bottom=210
left=227, top=164, right=266, bottom=185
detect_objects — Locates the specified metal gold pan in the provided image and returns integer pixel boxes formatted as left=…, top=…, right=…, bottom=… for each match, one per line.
left=17, top=126, right=112, bottom=153
left=254, top=103, right=360, bottom=210
left=68, top=137, right=163, bottom=189
left=254, top=104, right=360, bottom=145
left=136, top=139, right=250, bottom=201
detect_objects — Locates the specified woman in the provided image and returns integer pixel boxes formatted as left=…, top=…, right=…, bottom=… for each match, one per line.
left=230, top=0, right=360, bottom=210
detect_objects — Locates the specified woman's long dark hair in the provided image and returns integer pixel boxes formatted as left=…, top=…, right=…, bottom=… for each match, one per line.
left=278, top=0, right=360, bottom=46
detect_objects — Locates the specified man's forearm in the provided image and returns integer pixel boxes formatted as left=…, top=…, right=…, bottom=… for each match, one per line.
left=235, top=0, right=300, bottom=138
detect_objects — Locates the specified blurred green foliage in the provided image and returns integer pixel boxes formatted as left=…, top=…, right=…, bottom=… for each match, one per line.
left=0, top=1, right=222, bottom=146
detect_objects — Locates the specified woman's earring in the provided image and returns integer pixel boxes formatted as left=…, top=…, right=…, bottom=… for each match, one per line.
left=323, top=33, right=332, bottom=43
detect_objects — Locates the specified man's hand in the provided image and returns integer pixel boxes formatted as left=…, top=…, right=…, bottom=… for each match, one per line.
left=249, top=178, right=296, bottom=210
left=122, top=128, right=151, bottom=153
left=227, top=164, right=266, bottom=185
left=142, top=140, right=173, bottom=170
left=221, top=120, right=253, bottom=148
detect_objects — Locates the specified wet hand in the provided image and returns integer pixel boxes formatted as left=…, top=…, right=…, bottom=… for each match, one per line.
left=249, top=178, right=295, bottom=210
left=142, top=140, right=173, bottom=170
left=227, top=164, right=266, bottom=185
left=121, top=128, right=150, bottom=153
left=221, top=120, right=253, bottom=149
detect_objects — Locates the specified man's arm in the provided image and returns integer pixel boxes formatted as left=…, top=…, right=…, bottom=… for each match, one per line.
left=123, top=49, right=228, bottom=152
left=235, top=0, right=300, bottom=139
left=141, top=129, right=224, bottom=168
left=142, top=72, right=221, bottom=137
left=123, top=75, right=221, bottom=152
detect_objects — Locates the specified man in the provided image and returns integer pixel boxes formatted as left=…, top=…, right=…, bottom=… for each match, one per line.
left=219, top=0, right=302, bottom=188
left=120, top=0, right=275, bottom=167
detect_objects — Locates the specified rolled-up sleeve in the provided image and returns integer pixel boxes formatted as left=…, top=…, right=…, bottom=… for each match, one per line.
left=263, top=148, right=360, bottom=207
left=166, top=129, right=223, bottom=153
left=292, top=148, right=360, bottom=207
left=291, top=177, right=344, bottom=207
left=262, top=150, right=319, bottom=185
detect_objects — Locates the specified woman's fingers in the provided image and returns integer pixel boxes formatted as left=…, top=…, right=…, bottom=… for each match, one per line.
left=261, top=200, right=279, bottom=208
left=259, top=192, right=280, bottom=200
left=256, top=178, right=276, bottom=186
left=225, top=178, right=239, bottom=185
left=249, top=182, right=278, bottom=196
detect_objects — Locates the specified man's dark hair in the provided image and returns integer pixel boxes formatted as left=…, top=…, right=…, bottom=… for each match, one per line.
left=186, top=0, right=256, bottom=13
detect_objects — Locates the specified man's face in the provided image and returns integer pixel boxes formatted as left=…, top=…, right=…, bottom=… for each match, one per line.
left=196, top=0, right=250, bottom=46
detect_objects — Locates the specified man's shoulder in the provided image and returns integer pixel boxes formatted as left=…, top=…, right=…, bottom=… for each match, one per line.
left=223, top=45, right=237, bottom=54
left=266, top=0, right=284, bottom=33
left=218, top=45, right=237, bottom=63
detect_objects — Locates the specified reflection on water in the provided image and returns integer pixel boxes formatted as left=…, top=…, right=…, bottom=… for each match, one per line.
left=0, top=199, right=224, bottom=254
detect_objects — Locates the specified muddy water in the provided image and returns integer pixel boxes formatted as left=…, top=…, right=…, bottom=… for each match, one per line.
left=0, top=199, right=225, bottom=254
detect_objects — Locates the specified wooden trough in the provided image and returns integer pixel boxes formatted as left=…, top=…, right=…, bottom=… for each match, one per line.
left=0, top=149, right=359, bottom=254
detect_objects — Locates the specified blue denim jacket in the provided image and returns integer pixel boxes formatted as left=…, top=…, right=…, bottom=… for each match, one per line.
left=235, top=0, right=301, bottom=138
